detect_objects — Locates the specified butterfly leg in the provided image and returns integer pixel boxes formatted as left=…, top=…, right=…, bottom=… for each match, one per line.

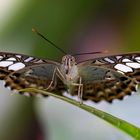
left=71, top=77, right=83, bottom=104
left=56, top=68, right=84, bottom=103
left=78, top=77, right=83, bottom=104
left=45, top=68, right=57, bottom=90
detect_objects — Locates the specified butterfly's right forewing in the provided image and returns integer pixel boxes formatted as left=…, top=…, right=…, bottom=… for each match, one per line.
left=78, top=53, right=140, bottom=82
left=74, top=53, right=140, bottom=102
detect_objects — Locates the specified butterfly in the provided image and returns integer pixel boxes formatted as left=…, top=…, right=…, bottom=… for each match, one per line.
left=0, top=51, right=140, bottom=103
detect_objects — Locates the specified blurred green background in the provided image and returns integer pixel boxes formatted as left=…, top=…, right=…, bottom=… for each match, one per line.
left=0, top=1, right=140, bottom=140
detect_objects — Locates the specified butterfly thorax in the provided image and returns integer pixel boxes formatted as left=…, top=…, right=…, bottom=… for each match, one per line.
left=60, top=55, right=79, bottom=83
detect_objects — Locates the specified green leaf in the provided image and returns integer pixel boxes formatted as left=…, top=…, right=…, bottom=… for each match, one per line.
left=20, top=88, right=140, bottom=140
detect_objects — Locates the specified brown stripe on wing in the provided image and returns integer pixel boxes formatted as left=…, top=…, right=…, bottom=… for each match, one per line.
left=4, top=73, right=49, bottom=96
left=70, top=77, right=137, bottom=103
left=4, top=72, right=66, bottom=97
left=0, top=67, right=13, bottom=80
left=126, top=69, right=140, bottom=82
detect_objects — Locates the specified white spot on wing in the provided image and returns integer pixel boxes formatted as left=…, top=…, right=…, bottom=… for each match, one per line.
left=24, top=57, right=33, bottom=62
left=116, top=56, right=122, bottom=60
left=16, top=55, right=21, bottom=58
left=0, top=61, right=13, bottom=67
left=94, top=60, right=104, bottom=64
left=0, top=56, right=3, bottom=59
left=7, top=57, right=16, bottom=61
left=114, top=64, right=133, bottom=72
left=8, top=62, right=25, bottom=71
left=122, top=58, right=132, bottom=62
left=135, top=57, right=140, bottom=60
left=34, top=60, right=43, bottom=63
left=126, top=62, right=140, bottom=69
left=104, top=58, right=114, bottom=63
left=135, top=57, right=140, bottom=63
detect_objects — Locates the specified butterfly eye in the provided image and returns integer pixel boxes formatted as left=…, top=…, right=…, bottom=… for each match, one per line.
left=71, top=57, right=75, bottom=62
left=62, top=56, right=66, bottom=63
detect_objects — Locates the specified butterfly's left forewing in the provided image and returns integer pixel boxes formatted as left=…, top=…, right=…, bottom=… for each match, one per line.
left=0, top=52, right=59, bottom=80
left=0, top=52, right=66, bottom=96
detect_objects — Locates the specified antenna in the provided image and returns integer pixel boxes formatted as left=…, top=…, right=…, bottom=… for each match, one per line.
left=73, top=50, right=108, bottom=56
left=32, top=28, right=108, bottom=57
left=32, top=28, right=67, bottom=55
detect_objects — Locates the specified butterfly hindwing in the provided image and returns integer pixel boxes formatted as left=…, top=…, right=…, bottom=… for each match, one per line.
left=70, top=65, right=137, bottom=103
left=4, top=63, right=66, bottom=96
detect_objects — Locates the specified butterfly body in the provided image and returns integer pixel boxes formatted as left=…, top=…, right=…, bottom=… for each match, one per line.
left=0, top=52, right=139, bottom=103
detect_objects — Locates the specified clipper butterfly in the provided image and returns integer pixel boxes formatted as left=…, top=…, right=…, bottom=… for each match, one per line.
left=0, top=51, right=139, bottom=103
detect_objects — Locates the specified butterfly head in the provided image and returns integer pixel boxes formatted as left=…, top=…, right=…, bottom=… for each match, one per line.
left=61, top=55, right=77, bottom=74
